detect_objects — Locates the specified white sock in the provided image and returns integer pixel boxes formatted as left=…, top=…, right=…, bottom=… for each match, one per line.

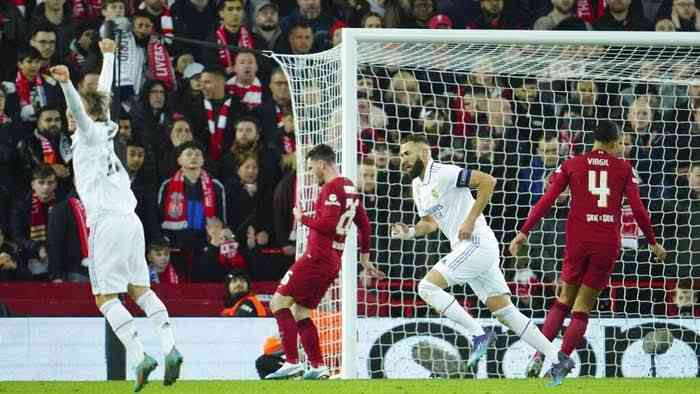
left=493, top=305, right=558, bottom=360
left=136, top=290, right=176, bottom=355
left=100, top=298, right=145, bottom=366
left=418, top=279, right=485, bottom=338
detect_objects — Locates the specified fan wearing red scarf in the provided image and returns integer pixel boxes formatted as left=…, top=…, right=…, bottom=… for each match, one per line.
left=16, top=106, right=71, bottom=186
left=158, top=140, right=226, bottom=279
left=5, top=48, right=47, bottom=125
left=9, top=165, right=58, bottom=280
left=203, top=0, right=266, bottom=75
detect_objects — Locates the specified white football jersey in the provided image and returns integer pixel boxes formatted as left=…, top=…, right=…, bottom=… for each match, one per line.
left=61, top=53, right=136, bottom=224
left=411, top=159, right=496, bottom=248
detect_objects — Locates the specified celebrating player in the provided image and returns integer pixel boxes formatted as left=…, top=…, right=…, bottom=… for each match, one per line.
left=50, top=39, right=183, bottom=392
left=266, top=144, right=385, bottom=379
left=391, top=134, right=569, bottom=378
left=509, top=120, right=666, bottom=385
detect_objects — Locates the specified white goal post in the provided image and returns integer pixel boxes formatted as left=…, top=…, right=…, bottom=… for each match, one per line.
left=272, top=29, right=700, bottom=379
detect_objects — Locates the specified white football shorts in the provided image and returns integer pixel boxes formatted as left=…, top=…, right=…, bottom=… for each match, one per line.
left=434, top=235, right=510, bottom=302
left=88, top=212, right=150, bottom=295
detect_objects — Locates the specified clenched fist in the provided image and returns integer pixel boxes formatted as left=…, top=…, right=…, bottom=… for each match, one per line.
left=99, top=39, right=116, bottom=54
left=50, top=66, right=70, bottom=83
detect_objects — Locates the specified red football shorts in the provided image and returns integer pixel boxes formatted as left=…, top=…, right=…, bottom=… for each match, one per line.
left=561, top=241, right=621, bottom=290
left=276, top=254, right=340, bottom=309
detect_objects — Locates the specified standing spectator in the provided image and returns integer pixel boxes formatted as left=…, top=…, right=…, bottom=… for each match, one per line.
left=202, top=0, right=266, bottom=75
left=256, top=67, right=291, bottom=150
left=10, top=165, right=59, bottom=280
left=0, top=227, right=30, bottom=281
left=47, top=191, right=90, bottom=282
left=16, top=106, right=71, bottom=188
left=280, top=0, right=337, bottom=51
left=0, top=1, right=28, bottom=81
left=253, top=1, right=282, bottom=50
left=29, top=0, right=75, bottom=60
left=147, top=240, right=180, bottom=284
left=158, top=141, right=226, bottom=278
left=220, top=268, right=267, bottom=317
left=171, top=0, right=218, bottom=57
left=218, top=116, right=282, bottom=185
left=466, top=0, right=530, bottom=29
left=534, top=0, right=590, bottom=30
left=593, top=0, right=653, bottom=30
left=226, top=52, right=263, bottom=110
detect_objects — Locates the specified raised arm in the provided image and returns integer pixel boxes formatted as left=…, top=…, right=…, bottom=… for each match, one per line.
left=52, top=66, right=98, bottom=141
left=97, top=39, right=115, bottom=119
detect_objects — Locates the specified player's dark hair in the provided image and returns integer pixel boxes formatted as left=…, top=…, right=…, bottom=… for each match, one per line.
left=593, top=120, right=620, bottom=144
left=175, top=140, right=204, bottom=158
left=402, top=133, right=430, bottom=146
left=32, top=164, right=56, bottom=181
left=306, top=144, right=336, bottom=165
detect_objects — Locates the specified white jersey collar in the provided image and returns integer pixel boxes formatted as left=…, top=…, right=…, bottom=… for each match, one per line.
left=421, top=158, right=435, bottom=185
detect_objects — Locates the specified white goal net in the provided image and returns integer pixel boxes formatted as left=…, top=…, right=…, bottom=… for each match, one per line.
left=272, top=30, right=700, bottom=379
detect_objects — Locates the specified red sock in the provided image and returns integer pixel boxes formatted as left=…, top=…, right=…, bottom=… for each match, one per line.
left=297, top=318, right=323, bottom=368
left=274, top=309, right=299, bottom=364
left=560, top=311, right=589, bottom=355
left=541, top=301, right=571, bottom=341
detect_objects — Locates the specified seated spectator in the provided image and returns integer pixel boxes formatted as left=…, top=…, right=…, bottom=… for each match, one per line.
left=16, top=105, right=71, bottom=190
left=404, top=0, right=436, bottom=28
left=226, top=52, right=263, bottom=110
left=365, top=0, right=406, bottom=28
left=158, top=141, right=226, bottom=279
left=158, top=116, right=195, bottom=181
left=656, top=0, right=700, bottom=31
left=202, top=0, right=266, bottom=75
left=280, top=0, right=337, bottom=51
left=466, top=0, right=530, bottom=29
left=274, top=21, right=317, bottom=55
left=218, top=116, right=282, bottom=185
left=557, top=80, right=600, bottom=157
left=148, top=240, right=180, bottom=284
left=126, top=136, right=161, bottom=245
left=0, top=227, right=30, bottom=281
left=10, top=165, right=60, bottom=280
left=593, top=0, right=652, bottom=30
left=253, top=1, right=282, bottom=50
left=360, top=11, right=384, bottom=28
left=220, top=268, right=267, bottom=317
left=193, top=217, right=246, bottom=282
left=518, top=132, right=560, bottom=206
left=385, top=70, right=423, bottom=138
left=47, top=190, right=90, bottom=282
left=225, top=152, right=274, bottom=243
left=256, top=67, right=292, bottom=150
left=534, top=0, right=591, bottom=30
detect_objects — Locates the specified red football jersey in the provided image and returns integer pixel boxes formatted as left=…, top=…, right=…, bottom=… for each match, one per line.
left=520, top=149, right=656, bottom=247
left=301, top=176, right=371, bottom=263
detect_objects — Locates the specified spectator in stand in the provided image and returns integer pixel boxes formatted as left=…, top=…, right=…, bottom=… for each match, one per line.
left=158, top=116, right=195, bottom=181
left=202, top=0, right=266, bottom=75
left=534, top=0, right=591, bottom=30
left=68, top=21, right=98, bottom=71
left=0, top=84, right=18, bottom=201
left=404, top=0, right=435, bottom=28
left=466, top=0, right=530, bottom=29
left=129, top=79, right=173, bottom=156
left=171, top=0, right=219, bottom=57
left=385, top=70, right=423, bottom=140
left=272, top=154, right=296, bottom=256
left=656, top=17, right=676, bottom=30
left=219, top=116, right=282, bottom=185
left=173, top=62, right=204, bottom=116
left=29, top=23, right=66, bottom=75
left=593, top=0, right=652, bottom=30
left=225, top=151, right=274, bottom=244
left=47, top=191, right=90, bottom=282
left=557, top=80, right=601, bottom=157
left=253, top=1, right=282, bottom=51
left=360, top=11, right=384, bottom=28
left=158, top=141, right=226, bottom=280
left=126, top=136, right=161, bottom=245
left=427, top=14, right=453, bottom=29
left=280, top=0, right=337, bottom=51
left=256, top=67, right=291, bottom=150
left=10, top=165, right=60, bottom=280
left=226, top=52, right=263, bottom=111
left=0, top=227, right=30, bottom=281
left=147, top=240, right=180, bottom=284
left=4, top=48, right=62, bottom=129
left=220, top=268, right=267, bottom=317
left=16, top=106, right=71, bottom=189
left=656, top=0, right=700, bottom=32
left=0, top=1, right=27, bottom=82
left=138, top=0, right=176, bottom=42
left=193, top=217, right=245, bottom=282
left=518, top=132, right=560, bottom=206
left=329, top=20, right=347, bottom=47
left=364, top=0, right=406, bottom=28
left=274, top=21, right=316, bottom=55
left=182, top=67, right=246, bottom=162
left=29, top=0, right=74, bottom=60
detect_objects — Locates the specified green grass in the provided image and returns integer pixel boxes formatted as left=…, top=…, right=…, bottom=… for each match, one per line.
left=0, top=379, right=698, bottom=394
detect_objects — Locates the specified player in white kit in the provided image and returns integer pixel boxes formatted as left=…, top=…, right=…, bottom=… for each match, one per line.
left=50, top=39, right=182, bottom=392
left=392, top=135, right=571, bottom=375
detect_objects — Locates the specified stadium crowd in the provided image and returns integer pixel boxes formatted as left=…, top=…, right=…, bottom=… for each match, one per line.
left=0, top=0, right=698, bottom=317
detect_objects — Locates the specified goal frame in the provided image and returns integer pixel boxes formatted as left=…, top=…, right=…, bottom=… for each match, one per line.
left=337, top=28, right=700, bottom=379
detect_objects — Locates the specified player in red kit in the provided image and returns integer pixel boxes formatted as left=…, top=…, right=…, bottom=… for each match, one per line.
left=509, top=120, right=667, bottom=385
left=266, top=144, right=385, bottom=380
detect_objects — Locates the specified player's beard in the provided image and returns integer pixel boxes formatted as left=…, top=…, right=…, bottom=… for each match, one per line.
left=409, top=157, right=425, bottom=180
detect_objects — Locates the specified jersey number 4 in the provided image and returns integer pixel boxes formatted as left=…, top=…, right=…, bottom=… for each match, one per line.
left=336, top=198, right=359, bottom=235
left=588, top=170, right=610, bottom=208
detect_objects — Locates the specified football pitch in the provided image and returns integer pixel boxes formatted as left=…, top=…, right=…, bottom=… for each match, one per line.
left=1, top=379, right=698, bottom=394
